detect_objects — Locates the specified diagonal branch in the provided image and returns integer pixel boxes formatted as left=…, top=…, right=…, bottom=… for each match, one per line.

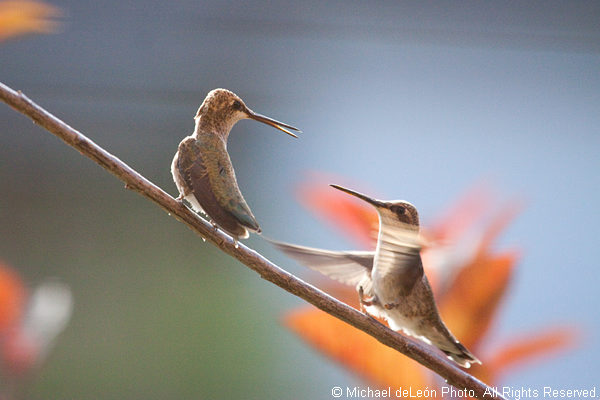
left=0, top=81, right=508, bottom=400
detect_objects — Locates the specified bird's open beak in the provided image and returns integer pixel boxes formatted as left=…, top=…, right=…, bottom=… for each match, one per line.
left=330, top=184, right=386, bottom=208
left=248, top=110, right=300, bottom=138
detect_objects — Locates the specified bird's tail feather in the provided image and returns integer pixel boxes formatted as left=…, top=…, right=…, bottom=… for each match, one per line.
left=425, top=325, right=481, bottom=368
left=441, top=341, right=481, bottom=368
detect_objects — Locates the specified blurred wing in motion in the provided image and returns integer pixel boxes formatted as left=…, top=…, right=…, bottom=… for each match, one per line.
left=270, top=240, right=374, bottom=287
left=376, top=221, right=424, bottom=295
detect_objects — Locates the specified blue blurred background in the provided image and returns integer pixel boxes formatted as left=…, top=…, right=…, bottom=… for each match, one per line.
left=1, top=1, right=599, bottom=398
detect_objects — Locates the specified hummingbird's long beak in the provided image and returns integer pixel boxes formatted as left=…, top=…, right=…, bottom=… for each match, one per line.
left=330, top=184, right=386, bottom=209
left=247, top=110, right=300, bottom=138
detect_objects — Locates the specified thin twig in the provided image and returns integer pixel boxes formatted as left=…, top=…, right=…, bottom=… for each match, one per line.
left=0, top=81, right=508, bottom=400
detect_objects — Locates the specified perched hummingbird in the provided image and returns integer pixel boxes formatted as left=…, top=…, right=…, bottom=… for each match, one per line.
left=272, top=184, right=480, bottom=368
left=172, top=89, right=300, bottom=240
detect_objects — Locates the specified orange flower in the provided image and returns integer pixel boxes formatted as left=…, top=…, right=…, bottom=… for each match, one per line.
left=0, top=262, right=25, bottom=334
left=0, top=261, right=72, bottom=379
left=0, top=0, right=62, bottom=42
left=284, top=174, right=577, bottom=394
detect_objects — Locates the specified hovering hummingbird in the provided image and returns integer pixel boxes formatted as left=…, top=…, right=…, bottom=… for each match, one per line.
left=172, top=88, right=300, bottom=240
left=272, top=184, right=480, bottom=368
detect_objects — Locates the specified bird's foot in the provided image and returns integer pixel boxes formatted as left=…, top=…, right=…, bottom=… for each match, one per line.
left=358, top=286, right=376, bottom=312
left=358, top=289, right=382, bottom=323
left=360, top=297, right=376, bottom=308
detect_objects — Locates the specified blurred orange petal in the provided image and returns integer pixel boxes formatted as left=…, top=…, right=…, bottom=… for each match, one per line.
left=0, top=261, right=26, bottom=332
left=487, top=328, right=579, bottom=379
left=0, top=0, right=62, bottom=42
left=297, top=176, right=378, bottom=248
left=285, top=307, right=435, bottom=390
left=440, top=252, right=518, bottom=348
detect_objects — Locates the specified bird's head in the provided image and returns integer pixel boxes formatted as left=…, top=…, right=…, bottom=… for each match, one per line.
left=330, top=184, right=420, bottom=231
left=194, top=88, right=300, bottom=138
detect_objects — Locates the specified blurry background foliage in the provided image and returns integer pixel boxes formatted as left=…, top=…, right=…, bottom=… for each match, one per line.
left=1, top=1, right=599, bottom=399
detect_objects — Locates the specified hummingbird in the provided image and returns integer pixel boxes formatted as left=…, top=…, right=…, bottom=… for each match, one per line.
left=172, top=88, right=300, bottom=240
left=271, top=184, right=480, bottom=368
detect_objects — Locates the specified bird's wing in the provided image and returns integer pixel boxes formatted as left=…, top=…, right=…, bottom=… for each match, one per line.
left=270, top=240, right=374, bottom=287
left=376, top=222, right=424, bottom=295
left=177, top=137, right=259, bottom=236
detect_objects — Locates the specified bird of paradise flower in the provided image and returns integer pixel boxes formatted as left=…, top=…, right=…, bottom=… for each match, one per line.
left=0, top=261, right=72, bottom=399
left=282, top=174, right=577, bottom=395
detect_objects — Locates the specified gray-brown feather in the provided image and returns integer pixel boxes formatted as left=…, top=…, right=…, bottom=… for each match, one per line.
left=176, top=136, right=259, bottom=238
left=385, top=274, right=480, bottom=367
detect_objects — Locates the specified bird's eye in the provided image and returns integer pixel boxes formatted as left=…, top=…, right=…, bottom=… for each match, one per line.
left=392, top=205, right=405, bottom=215
left=232, top=100, right=243, bottom=110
